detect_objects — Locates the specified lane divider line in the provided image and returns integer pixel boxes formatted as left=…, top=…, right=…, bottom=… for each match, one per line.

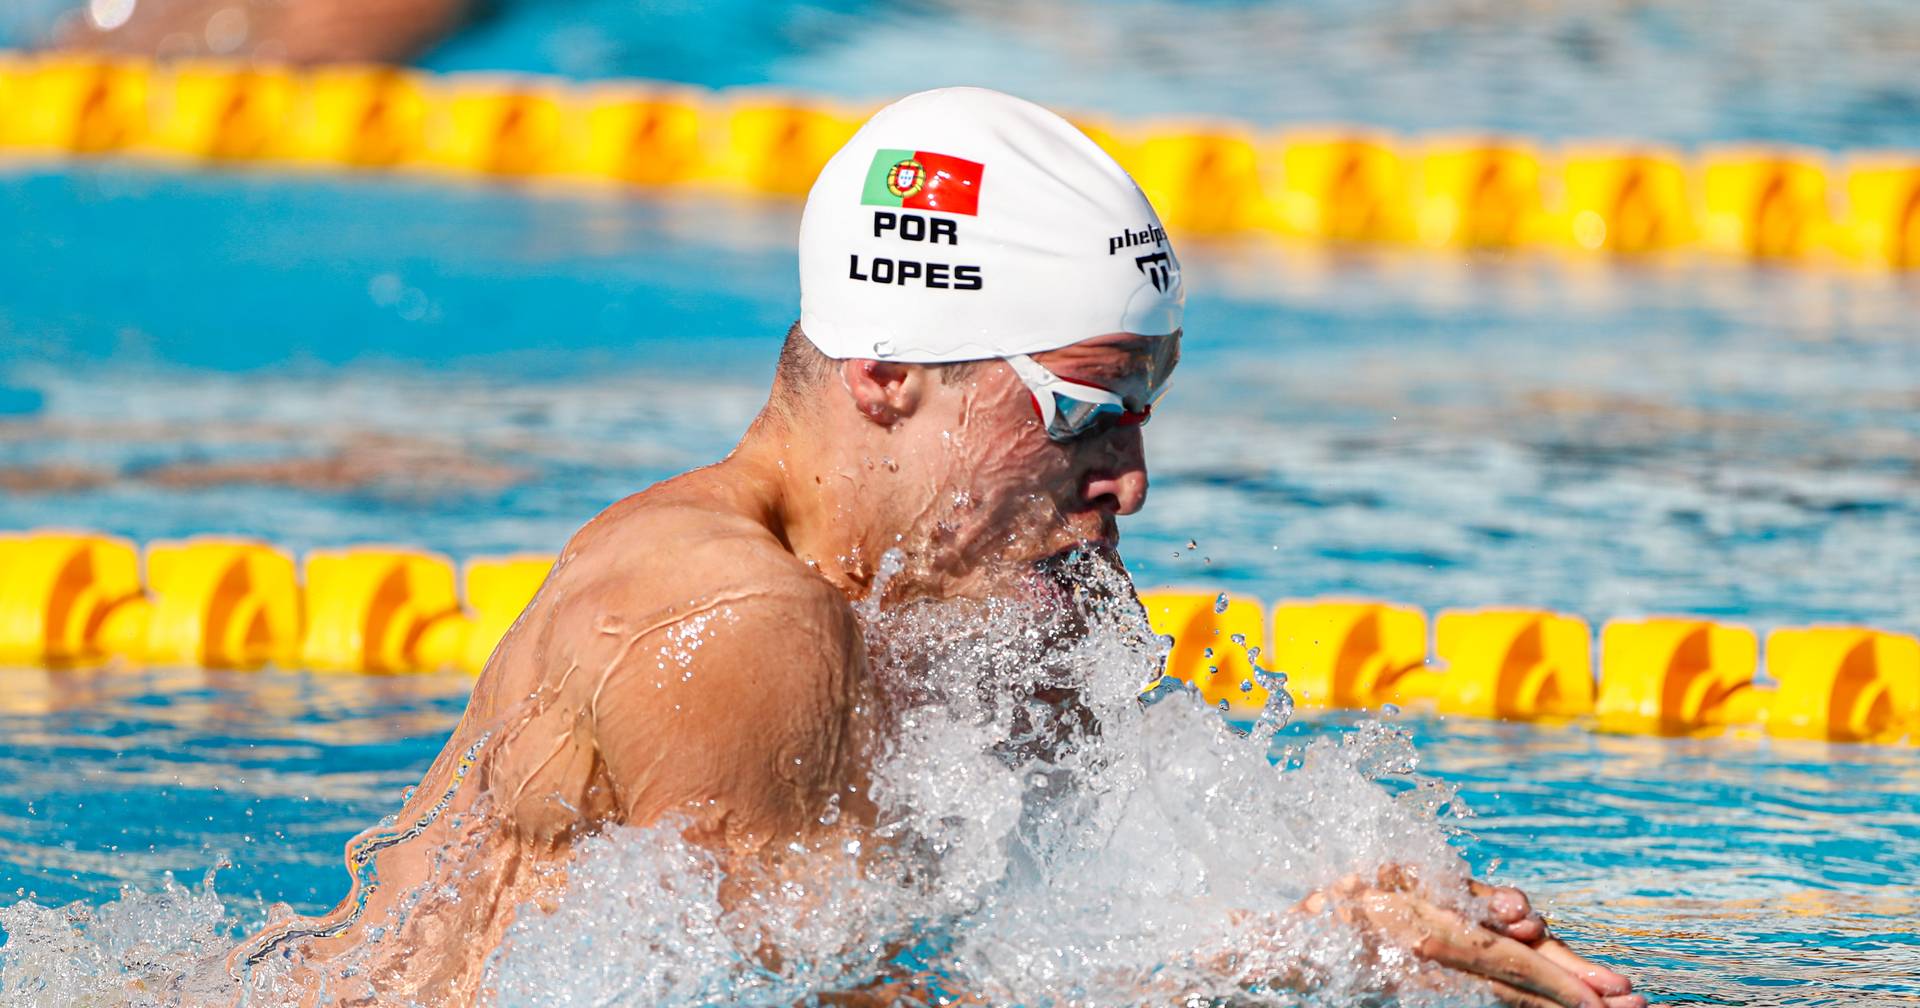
left=3, top=52, right=1919, bottom=268
left=2, top=529, right=1913, bottom=744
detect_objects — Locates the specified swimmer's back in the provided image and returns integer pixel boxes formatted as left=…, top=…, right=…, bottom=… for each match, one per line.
left=469, top=463, right=870, bottom=849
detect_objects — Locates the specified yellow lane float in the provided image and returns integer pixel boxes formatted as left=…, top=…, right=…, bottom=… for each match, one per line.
left=299, top=546, right=467, bottom=673
left=135, top=538, right=303, bottom=668
left=0, top=531, right=147, bottom=665
left=573, top=83, right=708, bottom=187
left=142, top=60, right=297, bottom=161
left=1128, top=126, right=1269, bottom=235
left=285, top=64, right=429, bottom=167
left=4, top=50, right=1920, bottom=270
left=1432, top=609, right=1595, bottom=719
left=420, top=73, right=572, bottom=177
left=3, top=53, right=150, bottom=154
left=1837, top=156, right=1920, bottom=269
left=1269, top=129, right=1409, bottom=242
left=709, top=93, right=867, bottom=197
left=1763, top=627, right=1919, bottom=744
left=1, top=530, right=1917, bottom=744
left=1269, top=599, right=1428, bottom=710
left=1141, top=589, right=1271, bottom=717
left=1698, top=147, right=1831, bottom=261
left=1411, top=138, right=1547, bottom=248
left=1559, top=145, right=1696, bottom=253
left=451, top=554, right=554, bottom=674
left=1595, top=617, right=1764, bottom=735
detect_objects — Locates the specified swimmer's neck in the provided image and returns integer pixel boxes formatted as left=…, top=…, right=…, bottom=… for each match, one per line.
left=720, top=407, right=897, bottom=602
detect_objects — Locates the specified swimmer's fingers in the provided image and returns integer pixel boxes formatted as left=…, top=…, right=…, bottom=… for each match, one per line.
left=1485, top=982, right=1648, bottom=1008
left=1469, top=879, right=1541, bottom=933
left=1535, top=937, right=1637, bottom=1000
left=1399, top=898, right=1603, bottom=1008
left=1490, top=909, right=1549, bottom=944
left=1467, top=879, right=1636, bottom=1000
left=1488, top=979, right=1571, bottom=1008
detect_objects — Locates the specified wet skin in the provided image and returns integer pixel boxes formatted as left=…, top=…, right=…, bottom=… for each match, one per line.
left=229, top=332, right=1641, bottom=1007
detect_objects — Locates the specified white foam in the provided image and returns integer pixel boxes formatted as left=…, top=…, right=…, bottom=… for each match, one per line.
left=0, top=552, right=1483, bottom=1006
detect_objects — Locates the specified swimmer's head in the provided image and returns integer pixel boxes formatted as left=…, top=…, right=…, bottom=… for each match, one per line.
left=772, top=87, right=1183, bottom=599
left=797, top=86, right=1183, bottom=362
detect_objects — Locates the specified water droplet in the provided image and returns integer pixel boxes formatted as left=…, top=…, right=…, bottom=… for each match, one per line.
left=1239, top=680, right=1254, bottom=693
left=1203, top=647, right=1214, bottom=658
left=1216, top=699, right=1230, bottom=711
left=1382, top=703, right=1402, bottom=716
left=1229, top=633, right=1246, bottom=647
left=1186, top=539, right=1199, bottom=550
left=1213, top=593, right=1229, bottom=614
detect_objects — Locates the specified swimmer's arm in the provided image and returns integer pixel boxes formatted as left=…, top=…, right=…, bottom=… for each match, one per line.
left=583, top=570, right=866, bottom=844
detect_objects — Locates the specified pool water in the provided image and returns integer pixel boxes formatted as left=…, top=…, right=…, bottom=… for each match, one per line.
left=0, top=667, right=1914, bottom=1004
left=4, top=168, right=1918, bottom=631
left=4, top=0, right=1920, bottom=1001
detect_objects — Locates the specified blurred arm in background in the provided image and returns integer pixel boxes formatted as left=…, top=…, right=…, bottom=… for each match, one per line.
left=54, top=0, right=473, bottom=64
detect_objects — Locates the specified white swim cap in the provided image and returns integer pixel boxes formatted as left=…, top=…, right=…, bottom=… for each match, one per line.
left=798, top=87, right=1183, bottom=363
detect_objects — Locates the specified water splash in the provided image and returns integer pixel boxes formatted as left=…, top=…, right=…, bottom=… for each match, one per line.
left=0, top=549, right=1482, bottom=1006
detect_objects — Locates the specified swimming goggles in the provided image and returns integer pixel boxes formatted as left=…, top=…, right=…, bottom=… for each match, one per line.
left=1004, top=352, right=1171, bottom=443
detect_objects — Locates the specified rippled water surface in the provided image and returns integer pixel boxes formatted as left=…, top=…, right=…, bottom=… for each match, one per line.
left=0, top=669, right=1914, bottom=1003
left=3, top=0, right=1920, bottom=1000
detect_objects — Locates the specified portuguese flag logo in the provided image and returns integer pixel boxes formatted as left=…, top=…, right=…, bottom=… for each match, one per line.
left=861, top=148, right=984, bottom=216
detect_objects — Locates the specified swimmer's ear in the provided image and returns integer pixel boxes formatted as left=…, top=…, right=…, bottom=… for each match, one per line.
left=839, top=358, right=923, bottom=428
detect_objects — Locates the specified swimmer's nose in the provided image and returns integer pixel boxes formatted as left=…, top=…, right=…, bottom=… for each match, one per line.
left=1081, top=425, right=1149, bottom=516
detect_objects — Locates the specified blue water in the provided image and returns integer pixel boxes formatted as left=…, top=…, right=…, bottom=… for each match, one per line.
left=3, top=167, right=1918, bottom=632
left=4, top=0, right=1920, bottom=1001
left=0, top=668, right=1914, bottom=1003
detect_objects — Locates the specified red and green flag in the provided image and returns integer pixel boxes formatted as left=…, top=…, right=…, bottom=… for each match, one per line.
left=860, top=149, right=984, bottom=216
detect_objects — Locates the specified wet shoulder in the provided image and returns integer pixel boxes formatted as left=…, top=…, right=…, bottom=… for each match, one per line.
left=525, top=478, right=858, bottom=683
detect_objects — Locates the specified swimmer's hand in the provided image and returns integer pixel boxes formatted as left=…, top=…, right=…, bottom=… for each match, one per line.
left=1300, top=866, right=1645, bottom=1008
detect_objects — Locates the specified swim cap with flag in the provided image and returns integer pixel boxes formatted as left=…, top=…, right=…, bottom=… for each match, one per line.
left=798, top=86, right=1183, bottom=363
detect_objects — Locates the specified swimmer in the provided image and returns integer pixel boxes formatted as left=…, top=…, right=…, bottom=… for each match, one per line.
left=231, top=88, right=1643, bottom=1007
